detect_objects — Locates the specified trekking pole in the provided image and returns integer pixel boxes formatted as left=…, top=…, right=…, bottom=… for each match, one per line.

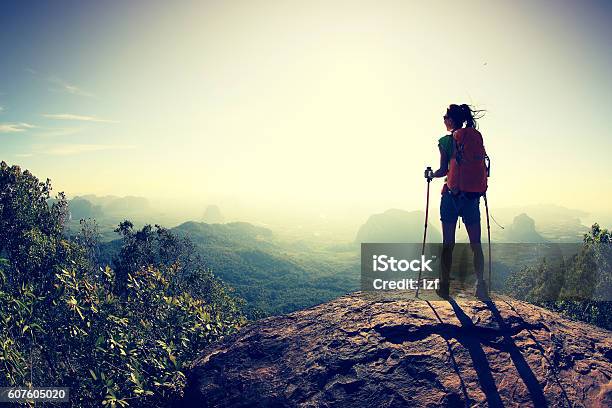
left=483, top=193, right=492, bottom=295
left=416, top=167, right=432, bottom=298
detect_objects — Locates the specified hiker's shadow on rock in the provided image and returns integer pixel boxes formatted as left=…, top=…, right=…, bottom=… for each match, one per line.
left=480, top=300, right=548, bottom=407
left=425, top=299, right=548, bottom=408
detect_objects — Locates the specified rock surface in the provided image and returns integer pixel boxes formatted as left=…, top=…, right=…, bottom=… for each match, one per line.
left=181, top=292, right=612, bottom=407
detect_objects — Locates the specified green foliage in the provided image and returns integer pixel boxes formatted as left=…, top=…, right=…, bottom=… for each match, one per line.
left=0, top=162, right=73, bottom=286
left=51, top=264, right=242, bottom=406
left=110, top=222, right=246, bottom=327
left=1, top=261, right=244, bottom=406
left=75, top=218, right=102, bottom=266
left=503, top=223, right=612, bottom=329
left=0, top=162, right=246, bottom=406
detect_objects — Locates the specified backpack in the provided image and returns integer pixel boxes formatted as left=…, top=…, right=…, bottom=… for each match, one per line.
left=446, top=127, right=488, bottom=194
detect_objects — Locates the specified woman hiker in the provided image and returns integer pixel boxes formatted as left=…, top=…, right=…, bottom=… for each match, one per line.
left=426, top=104, right=489, bottom=300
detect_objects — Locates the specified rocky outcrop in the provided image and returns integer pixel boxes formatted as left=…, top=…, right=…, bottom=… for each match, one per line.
left=181, top=292, right=611, bottom=407
left=203, top=205, right=225, bottom=224
left=502, top=213, right=546, bottom=243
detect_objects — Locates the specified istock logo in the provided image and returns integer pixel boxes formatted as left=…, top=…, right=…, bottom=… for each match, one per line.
left=361, top=244, right=440, bottom=294
left=372, top=254, right=434, bottom=272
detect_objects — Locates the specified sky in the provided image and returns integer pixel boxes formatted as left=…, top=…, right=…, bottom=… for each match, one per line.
left=1, top=0, right=611, bottom=224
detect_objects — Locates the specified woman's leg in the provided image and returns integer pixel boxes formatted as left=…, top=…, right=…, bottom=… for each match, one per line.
left=440, top=221, right=456, bottom=296
left=465, top=222, right=484, bottom=282
left=442, top=221, right=457, bottom=245
left=465, top=216, right=488, bottom=299
left=439, top=192, right=459, bottom=298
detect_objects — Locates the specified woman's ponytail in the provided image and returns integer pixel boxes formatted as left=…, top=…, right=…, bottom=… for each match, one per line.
left=447, top=103, right=485, bottom=129
left=460, top=104, right=475, bottom=128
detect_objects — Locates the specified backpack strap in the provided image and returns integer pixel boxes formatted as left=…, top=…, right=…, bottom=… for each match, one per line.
left=452, top=129, right=464, bottom=165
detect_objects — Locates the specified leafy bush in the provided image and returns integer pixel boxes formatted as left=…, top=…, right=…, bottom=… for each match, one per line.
left=0, top=162, right=245, bottom=406
left=502, top=223, right=612, bottom=329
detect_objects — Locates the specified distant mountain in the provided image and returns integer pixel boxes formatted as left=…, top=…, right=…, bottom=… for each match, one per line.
left=355, top=209, right=441, bottom=243
left=77, top=194, right=120, bottom=207
left=67, top=197, right=103, bottom=220
left=77, top=194, right=150, bottom=214
left=502, top=213, right=546, bottom=242
left=492, top=204, right=589, bottom=242
left=517, top=204, right=588, bottom=224
left=202, top=205, right=224, bottom=224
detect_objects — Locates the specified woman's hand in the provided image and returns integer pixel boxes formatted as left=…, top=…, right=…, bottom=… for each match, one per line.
left=424, top=167, right=434, bottom=181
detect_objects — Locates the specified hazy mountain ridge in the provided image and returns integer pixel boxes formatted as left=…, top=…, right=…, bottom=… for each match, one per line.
left=62, top=194, right=592, bottom=244
left=76, top=194, right=150, bottom=214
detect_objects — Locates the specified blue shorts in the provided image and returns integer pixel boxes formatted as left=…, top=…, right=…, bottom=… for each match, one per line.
left=440, top=192, right=481, bottom=225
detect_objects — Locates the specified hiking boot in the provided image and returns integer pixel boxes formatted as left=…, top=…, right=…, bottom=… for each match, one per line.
left=474, top=280, right=490, bottom=300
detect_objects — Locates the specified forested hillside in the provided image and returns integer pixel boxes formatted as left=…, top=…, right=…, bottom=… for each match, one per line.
left=100, top=221, right=360, bottom=317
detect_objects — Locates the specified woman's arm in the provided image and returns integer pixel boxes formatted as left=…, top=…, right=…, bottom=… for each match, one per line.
left=432, top=146, right=449, bottom=178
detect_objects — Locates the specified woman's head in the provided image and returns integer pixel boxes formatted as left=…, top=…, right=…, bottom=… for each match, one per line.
left=444, top=104, right=484, bottom=131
